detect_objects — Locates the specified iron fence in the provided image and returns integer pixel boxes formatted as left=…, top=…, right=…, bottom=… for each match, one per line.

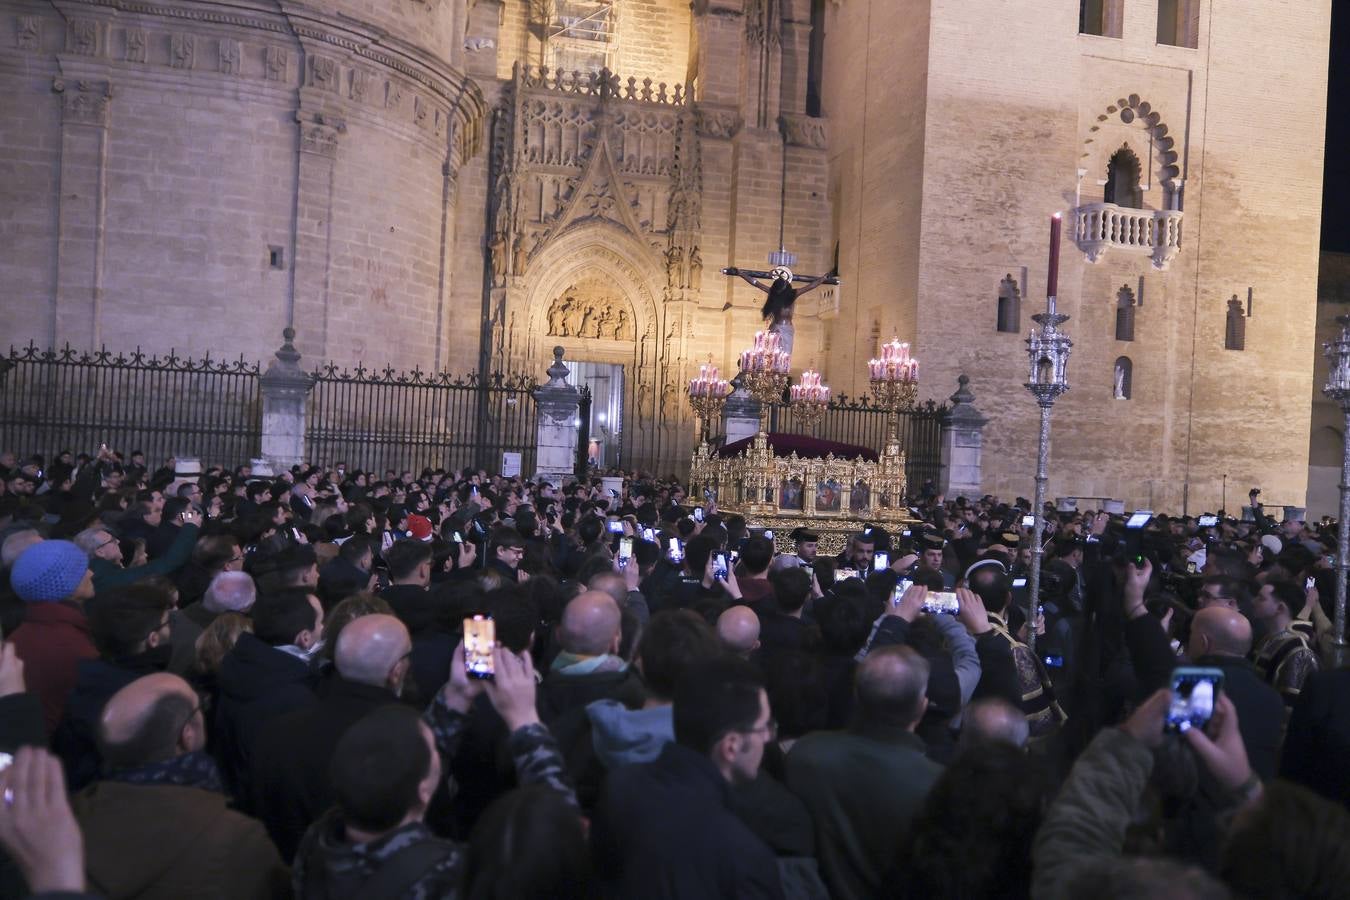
left=0, top=343, right=262, bottom=466
left=306, top=364, right=538, bottom=477
left=767, top=395, right=947, bottom=494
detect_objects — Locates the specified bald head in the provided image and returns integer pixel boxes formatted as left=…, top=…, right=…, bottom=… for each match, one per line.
left=716, top=606, right=760, bottom=656
left=559, top=590, right=623, bottom=656
left=855, top=645, right=929, bottom=729
left=335, top=614, right=412, bottom=691
left=1, top=529, right=41, bottom=570
left=99, top=672, right=203, bottom=769
left=959, top=697, right=1030, bottom=750
left=587, top=571, right=628, bottom=607
left=1188, top=606, right=1252, bottom=659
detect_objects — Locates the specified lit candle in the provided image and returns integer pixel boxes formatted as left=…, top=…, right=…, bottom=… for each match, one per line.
left=1047, top=212, right=1061, bottom=312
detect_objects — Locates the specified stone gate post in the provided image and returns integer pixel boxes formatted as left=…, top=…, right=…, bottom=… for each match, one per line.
left=259, top=328, right=314, bottom=471
left=940, top=374, right=988, bottom=500
left=533, top=346, right=581, bottom=485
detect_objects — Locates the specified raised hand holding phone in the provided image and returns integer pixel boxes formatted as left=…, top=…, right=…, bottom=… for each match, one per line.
left=483, top=646, right=541, bottom=732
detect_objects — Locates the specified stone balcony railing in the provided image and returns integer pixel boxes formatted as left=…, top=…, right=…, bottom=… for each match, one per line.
left=1074, top=203, right=1183, bottom=270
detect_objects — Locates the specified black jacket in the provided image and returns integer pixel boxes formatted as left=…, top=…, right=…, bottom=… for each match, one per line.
left=380, top=583, right=456, bottom=700
left=592, top=742, right=784, bottom=899
left=250, top=676, right=403, bottom=861
left=215, top=633, right=319, bottom=804
left=1282, top=668, right=1350, bottom=809
left=1122, top=614, right=1284, bottom=779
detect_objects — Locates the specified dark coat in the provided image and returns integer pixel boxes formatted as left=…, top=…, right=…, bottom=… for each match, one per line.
left=214, top=632, right=318, bottom=804
left=785, top=724, right=942, bottom=900
left=1282, top=668, right=1350, bottom=809
left=592, top=742, right=784, bottom=899
left=250, top=676, right=403, bottom=861
left=380, top=583, right=456, bottom=699
left=1122, top=615, right=1285, bottom=779
left=72, top=781, right=289, bottom=900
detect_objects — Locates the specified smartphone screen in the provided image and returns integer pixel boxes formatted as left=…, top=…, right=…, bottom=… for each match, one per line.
left=712, top=552, right=729, bottom=581
left=1126, top=511, right=1153, bottom=529
left=892, top=578, right=914, bottom=606
left=693, top=507, right=704, bottom=523
left=835, top=568, right=859, bottom=582
left=1306, top=576, right=1316, bottom=591
left=667, top=537, right=684, bottom=563
left=452, top=531, right=463, bottom=544
left=618, top=537, right=633, bottom=560
left=1022, top=515, right=1035, bottom=528
left=921, top=591, right=960, bottom=615
left=1198, top=515, right=1218, bottom=527
left=1166, top=667, right=1223, bottom=733
left=642, top=527, right=656, bottom=543
left=763, top=530, right=773, bottom=541
left=463, top=616, right=495, bottom=680
left=1012, top=577, right=1028, bottom=589
left=873, top=551, right=890, bottom=572
left=607, top=519, right=624, bottom=534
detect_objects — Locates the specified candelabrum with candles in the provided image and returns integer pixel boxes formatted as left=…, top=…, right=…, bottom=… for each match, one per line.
left=868, top=339, right=920, bottom=448
left=1023, top=212, right=1071, bottom=655
left=739, top=331, right=792, bottom=437
left=1322, top=314, right=1350, bottom=667
left=790, top=370, right=831, bottom=430
left=687, top=358, right=731, bottom=445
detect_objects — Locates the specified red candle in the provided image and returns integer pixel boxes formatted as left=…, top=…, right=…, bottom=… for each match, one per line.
left=1047, top=213, right=1061, bottom=301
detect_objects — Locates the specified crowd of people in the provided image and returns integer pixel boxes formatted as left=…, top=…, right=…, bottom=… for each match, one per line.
left=0, top=445, right=1348, bottom=899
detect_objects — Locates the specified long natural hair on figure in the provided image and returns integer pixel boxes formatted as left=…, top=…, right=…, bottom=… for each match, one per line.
left=761, top=276, right=796, bottom=321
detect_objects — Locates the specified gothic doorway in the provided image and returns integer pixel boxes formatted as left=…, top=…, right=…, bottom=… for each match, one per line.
left=569, top=361, right=625, bottom=468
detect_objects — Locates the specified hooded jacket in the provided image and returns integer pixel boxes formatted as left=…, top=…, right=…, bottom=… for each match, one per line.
left=586, top=699, right=673, bottom=769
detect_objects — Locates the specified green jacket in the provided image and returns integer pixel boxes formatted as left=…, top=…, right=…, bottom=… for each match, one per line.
left=1032, top=727, right=1153, bottom=899
left=785, top=724, right=941, bottom=900
left=91, top=523, right=200, bottom=593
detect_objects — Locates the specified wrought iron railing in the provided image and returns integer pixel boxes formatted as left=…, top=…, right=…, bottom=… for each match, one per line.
left=0, top=343, right=261, bottom=466
left=767, top=395, right=947, bottom=495
left=305, top=364, right=538, bottom=478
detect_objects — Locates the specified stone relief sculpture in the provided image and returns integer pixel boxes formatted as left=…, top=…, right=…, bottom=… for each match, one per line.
left=545, top=288, right=636, bottom=340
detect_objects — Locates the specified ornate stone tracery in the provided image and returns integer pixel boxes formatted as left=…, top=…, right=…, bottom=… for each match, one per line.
left=545, top=281, right=637, bottom=340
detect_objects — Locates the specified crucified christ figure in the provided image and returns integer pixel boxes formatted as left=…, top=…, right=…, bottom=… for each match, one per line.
left=721, top=264, right=840, bottom=360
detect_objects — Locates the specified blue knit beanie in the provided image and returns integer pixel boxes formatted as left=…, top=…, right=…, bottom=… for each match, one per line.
left=10, top=540, right=90, bottom=603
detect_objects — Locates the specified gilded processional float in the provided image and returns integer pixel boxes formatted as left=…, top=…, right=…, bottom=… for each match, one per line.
left=687, top=331, right=923, bottom=557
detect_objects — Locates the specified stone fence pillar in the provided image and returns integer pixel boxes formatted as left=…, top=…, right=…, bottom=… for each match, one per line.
left=259, top=328, right=314, bottom=471
left=533, top=346, right=581, bottom=486
left=940, top=374, right=987, bottom=500
left=721, top=371, right=761, bottom=446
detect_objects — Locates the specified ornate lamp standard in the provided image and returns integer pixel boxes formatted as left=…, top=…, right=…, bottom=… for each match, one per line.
left=1023, top=214, right=1072, bottom=655
left=790, top=369, right=831, bottom=431
left=1321, top=314, right=1350, bottom=667
left=687, top=357, right=731, bottom=446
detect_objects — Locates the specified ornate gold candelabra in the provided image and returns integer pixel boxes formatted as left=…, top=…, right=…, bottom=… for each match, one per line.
left=790, top=369, right=830, bottom=431
left=687, top=357, right=731, bottom=445
left=868, top=338, right=920, bottom=448
left=742, top=370, right=790, bottom=437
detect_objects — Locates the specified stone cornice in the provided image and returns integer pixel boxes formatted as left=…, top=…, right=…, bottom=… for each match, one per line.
left=47, top=0, right=486, bottom=156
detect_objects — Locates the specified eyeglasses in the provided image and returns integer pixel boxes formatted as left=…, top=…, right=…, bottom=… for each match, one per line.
left=95, top=536, right=119, bottom=551
left=740, top=718, right=778, bottom=742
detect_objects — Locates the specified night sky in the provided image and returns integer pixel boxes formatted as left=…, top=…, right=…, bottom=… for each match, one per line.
left=1323, top=0, right=1349, bottom=251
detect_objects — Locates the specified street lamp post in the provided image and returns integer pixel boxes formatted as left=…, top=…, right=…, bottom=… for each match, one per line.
left=1023, top=214, right=1072, bottom=655
left=1321, top=314, right=1350, bottom=668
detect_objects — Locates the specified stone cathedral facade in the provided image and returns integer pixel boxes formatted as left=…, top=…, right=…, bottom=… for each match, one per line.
left=0, top=0, right=1332, bottom=507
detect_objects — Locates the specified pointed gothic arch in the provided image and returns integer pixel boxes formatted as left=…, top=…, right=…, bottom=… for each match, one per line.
left=1105, top=145, right=1143, bottom=209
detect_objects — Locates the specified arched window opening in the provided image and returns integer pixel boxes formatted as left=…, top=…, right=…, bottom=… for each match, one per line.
left=1113, top=357, right=1133, bottom=400
left=1115, top=285, right=1136, bottom=341
left=1105, top=146, right=1143, bottom=209
left=1225, top=297, right=1246, bottom=351
left=996, top=274, right=1021, bottom=333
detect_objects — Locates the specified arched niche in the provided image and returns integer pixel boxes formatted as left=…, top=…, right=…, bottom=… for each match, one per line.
left=1081, top=94, right=1182, bottom=208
